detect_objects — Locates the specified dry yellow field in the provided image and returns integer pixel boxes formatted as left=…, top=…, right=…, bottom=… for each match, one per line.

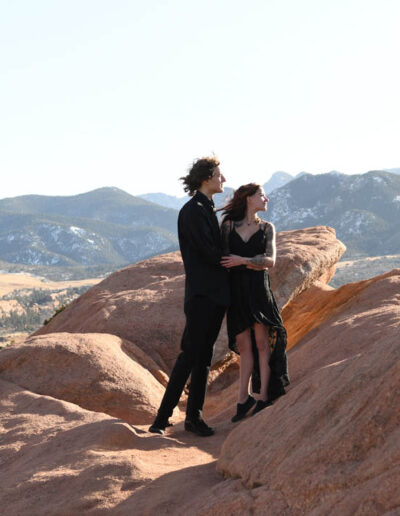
left=331, top=254, right=400, bottom=287
left=336, top=254, right=400, bottom=269
left=0, top=272, right=103, bottom=346
left=0, top=272, right=101, bottom=297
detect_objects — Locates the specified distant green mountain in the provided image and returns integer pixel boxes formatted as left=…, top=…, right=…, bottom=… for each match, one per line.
left=0, top=187, right=178, bottom=233
left=0, top=188, right=179, bottom=274
left=264, top=170, right=400, bottom=257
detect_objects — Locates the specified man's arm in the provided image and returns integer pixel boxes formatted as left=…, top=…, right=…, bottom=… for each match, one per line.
left=180, top=204, right=222, bottom=265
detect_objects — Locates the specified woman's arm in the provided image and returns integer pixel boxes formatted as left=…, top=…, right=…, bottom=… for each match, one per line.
left=246, top=222, right=276, bottom=269
left=220, top=223, right=276, bottom=269
left=246, top=260, right=269, bottom=271
left=220, top=254, right=274, bottom=268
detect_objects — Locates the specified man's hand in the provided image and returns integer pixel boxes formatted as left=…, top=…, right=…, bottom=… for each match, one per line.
left=220, top=255, right=246, bottom=268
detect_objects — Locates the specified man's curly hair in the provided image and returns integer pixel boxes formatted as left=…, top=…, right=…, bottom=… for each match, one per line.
left=180, top=156, right=220, bottom=196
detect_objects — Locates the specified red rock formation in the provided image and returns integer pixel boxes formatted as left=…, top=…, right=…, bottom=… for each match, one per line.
left=0, top=378, right=149, bottom=513
left=270, top=226, right=344, bottom=308
left=1, top=234, right=398, bottom=515
left=34, top=226, right=345, bottom=375
left=0, top=377, right=226, bottom=515
left=208, top=269, right=400, bottom=515
left=0, top=333, right=170, bottom=424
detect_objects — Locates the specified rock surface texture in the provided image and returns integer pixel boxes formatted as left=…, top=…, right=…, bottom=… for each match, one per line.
left=0, top=379, right=146, bottom=514
left=1, top=227, right=398, bottom=515
left=0, top=333, right=167, bottom=424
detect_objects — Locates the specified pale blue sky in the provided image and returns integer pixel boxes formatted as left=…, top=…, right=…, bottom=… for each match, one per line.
left=1, top=0, right=399, bottom=198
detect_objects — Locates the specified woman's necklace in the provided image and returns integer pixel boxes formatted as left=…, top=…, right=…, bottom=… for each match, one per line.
left=246, top=218, right=258, bottom=226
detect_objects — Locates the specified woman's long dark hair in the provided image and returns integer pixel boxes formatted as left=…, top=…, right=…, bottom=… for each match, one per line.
left=221, top=183, right=261, bottom=221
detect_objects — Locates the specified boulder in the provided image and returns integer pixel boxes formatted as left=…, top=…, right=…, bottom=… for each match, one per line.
left=271, top=226, right=345, bottom=309
left=0, top=332, right=169, bottom=424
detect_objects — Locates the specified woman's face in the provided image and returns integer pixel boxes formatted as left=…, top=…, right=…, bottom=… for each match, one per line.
left=247, top=187, right=269, bottom=212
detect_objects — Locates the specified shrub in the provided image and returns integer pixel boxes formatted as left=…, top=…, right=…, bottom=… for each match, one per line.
left=43, top=304, right=67, bottom=325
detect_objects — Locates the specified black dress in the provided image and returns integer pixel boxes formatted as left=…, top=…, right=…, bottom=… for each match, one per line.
left=221, top=219, right=290, bottom=401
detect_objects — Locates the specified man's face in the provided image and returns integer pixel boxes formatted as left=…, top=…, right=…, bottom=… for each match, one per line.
left=206, top=166, right=226, bottom=194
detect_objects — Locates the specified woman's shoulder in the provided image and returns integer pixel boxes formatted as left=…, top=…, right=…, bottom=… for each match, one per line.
left=260, top=220, right=275, bottom=233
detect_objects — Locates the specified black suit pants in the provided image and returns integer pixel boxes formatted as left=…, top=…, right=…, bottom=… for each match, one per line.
left=157, top=296, right=226, bottom=421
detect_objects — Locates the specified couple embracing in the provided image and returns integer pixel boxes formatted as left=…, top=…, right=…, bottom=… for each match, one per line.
left=149, top=156, right=289, bottom=437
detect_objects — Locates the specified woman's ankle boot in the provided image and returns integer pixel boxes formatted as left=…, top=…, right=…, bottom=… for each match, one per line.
left=231, top=395, right=256, bottom=422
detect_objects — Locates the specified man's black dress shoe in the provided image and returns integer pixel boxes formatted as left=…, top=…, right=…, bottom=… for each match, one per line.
left=184, top=419, right=214, bottom=437
left=148, top=417, right=173, bottom=435
left=231, top=395, right=256, bottom=422
left=251, top=399, right=273, bottom=416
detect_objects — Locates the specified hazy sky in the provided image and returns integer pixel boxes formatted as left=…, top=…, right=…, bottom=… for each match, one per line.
left=1, top=0, right=399, bottom=198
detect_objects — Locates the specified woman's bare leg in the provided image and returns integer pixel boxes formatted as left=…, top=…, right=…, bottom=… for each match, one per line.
left=254, top=323, right=271, bottom=401
left=236, top=329, right=253, bottom=404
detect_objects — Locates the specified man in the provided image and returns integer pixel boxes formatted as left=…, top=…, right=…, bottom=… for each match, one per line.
left=149, top=156, right=229, bottom=437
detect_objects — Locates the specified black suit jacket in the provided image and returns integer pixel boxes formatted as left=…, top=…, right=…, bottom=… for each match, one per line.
left=178, top=191, right=230, bottom=307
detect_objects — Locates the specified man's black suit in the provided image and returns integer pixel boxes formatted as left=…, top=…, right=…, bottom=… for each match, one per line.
left=156, top=191, right=230, bottom=421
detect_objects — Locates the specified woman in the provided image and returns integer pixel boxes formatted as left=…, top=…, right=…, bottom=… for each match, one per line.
left=220, top=183, right=289, bottom=420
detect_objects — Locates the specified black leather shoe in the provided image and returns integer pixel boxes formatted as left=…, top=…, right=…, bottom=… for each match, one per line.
left=251, top=399, right=273, bottom=416
left=184, top=419, right=214, bottom=437
left=231, top=395, right=256, bottom=422
left=148, top=417, right=173, bottom=435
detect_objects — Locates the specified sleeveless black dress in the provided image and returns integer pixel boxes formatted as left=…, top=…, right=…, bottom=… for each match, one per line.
left=221, top=220, right=290, bottom=401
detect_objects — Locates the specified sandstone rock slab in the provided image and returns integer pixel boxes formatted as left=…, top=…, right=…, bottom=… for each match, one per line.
left=0, top=332, right=168, bottom=424
left=209, top=270, right=400, bottom=515
left=0, top=379, right=147, bottom=515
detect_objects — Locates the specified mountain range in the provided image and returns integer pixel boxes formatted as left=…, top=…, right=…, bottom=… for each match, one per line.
left=0, top=170, right=399, bottom=278
left=0, top=188, right=178, bottom=275
left=263, top=170, right=400, bottom=257
left=138, top=170, right=296, bottom=209
left=141, top=169, right=400, bottom=258
left=140, top=169, right=400, bottom=211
